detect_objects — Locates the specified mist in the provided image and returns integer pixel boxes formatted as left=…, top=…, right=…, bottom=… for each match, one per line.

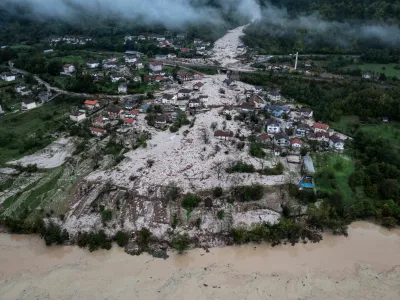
left=0, top=0, right=261, bottom=28
left=257, top=2, right=400, bottom=48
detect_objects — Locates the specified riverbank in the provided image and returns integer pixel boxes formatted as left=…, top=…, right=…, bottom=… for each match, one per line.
left=1, top=221, right=399, bottom=300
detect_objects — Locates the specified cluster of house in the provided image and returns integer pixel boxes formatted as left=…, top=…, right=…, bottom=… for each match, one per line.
left=124, top=34, right=212, bottom=56
left=260, top=108, right=345, bottom=151
left=49, top=36, right=92, bottom=45
left=20, top=91, right=52, bottom=111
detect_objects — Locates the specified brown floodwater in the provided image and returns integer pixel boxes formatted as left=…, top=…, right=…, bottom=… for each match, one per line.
left=1, top=222, right=400, bottom=300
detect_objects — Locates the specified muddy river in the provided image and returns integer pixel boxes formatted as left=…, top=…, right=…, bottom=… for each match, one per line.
left=1, top=221, right=400, bottom=299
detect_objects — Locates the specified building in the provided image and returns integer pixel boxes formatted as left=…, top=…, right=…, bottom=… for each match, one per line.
left=240, top=103, right=256, bottom=113
left=123, top=118, right=135, bottom=126
left=295, top=123, right=312, bottom=137
left=177, top=70, right=194, bottom=81
left=189, top=99, right=201, bottom=108
left=214, top=130, right=234, bottom=140
left=265, top=119, right=281, bottom=133
left=299, top=108, right=313, bottom=118
left=38, top=91, right=52, bottom=103
left=1, top=73, right=16, bottom=82
left=162, top=94, right=177, bottom=104
left=273, top=132, right=290, bottom=147
left=91, top=127, right=106, bottom=137
left=125, top=55, right=137, bottom=63
left=290, top=137, right=303, bottom=148
left=149, top=61, right=163, bottom=72
left=21, top=99, right=37, bottom=110
left=15, top=85, right=30, bottom=95
left=178, top=89, right=191, bottom=98
left=111, top=74, right=124, bottom=83
left=69, top=111, right=86, bottom=122
left=329, top=135, right=345, bottom=150
left=362, top=72, right=372, bottom=79
left=107, top=107, right=123, bottom=119
left=63, top=64, right=75, bottom=74
left=305, top=60, right=312, bottom=67
left=302, top=154, right=315, bottom=175
left=313, top=122, right=329, bottom=133
left=118, top=83, right=128, bottom=94
left=308, top=132, right=330, bottom=143
left=84, top=100, right=99, bottom=110
left=86, top=61, right=100, bottom=69
left=267, top=91, right=281, bottom=102
left=193, top=82, right=204, bottom=91
left=155, top=114, right=169, bottom=126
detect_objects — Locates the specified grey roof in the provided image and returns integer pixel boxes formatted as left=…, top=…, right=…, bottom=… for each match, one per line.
left=23, top=99, right=35, bottom=104
left=178, top=89, right=191, bottom=93
left=303, top=154, right=315, bottom=174
left=265, top=119, right=279, bottom=126
left=274, top=132, right=289, bottom=140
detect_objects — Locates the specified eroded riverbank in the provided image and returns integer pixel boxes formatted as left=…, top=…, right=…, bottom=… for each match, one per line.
left=1, top=222, right=400, bottom=299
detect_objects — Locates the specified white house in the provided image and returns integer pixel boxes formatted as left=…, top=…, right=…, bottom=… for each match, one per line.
left=362, top=72, right=372, bottom=79
left=189, top=99, right=201, bottom=108
left=329, top=136, right=345, bottom=150
left=162, top=94, right=177, bottom=104
left=15, top=85, right=30, bottom=95
left=168, top=53, right=177, bottom=59
left=136, top=63, right=144, bottom=69
left=265, top=119, right=281, bottom=133
left=111, top=74, right=124, bottom=83
left=125, top=56, right=137, bottom=63
left=290, top=137, right=303, bottom=148
left=118, top=83, right=128, bottom=94
left=267, top=91, right=281, bottom=102
left=63, top=64, right=75, bottom=74
left=149, top=61, right=163, bottom=72
left=21, top=99, right=37, bottom=111
left=70, top=111, right=86, bottom=122
left=86, top=62, right=100, bottom=69
left=178, top=89, right=191, bottom=98
left=1, top=73, right=16, bottom=82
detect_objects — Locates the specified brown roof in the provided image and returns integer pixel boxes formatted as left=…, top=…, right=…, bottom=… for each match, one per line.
left=214, top=130, right=234, bottom=137
left=84, top=100, right=98, bottom=105
left=149, top=61, right=163, bottom=66
left=91, top=127, right=105, bottom=133
left=257, top=133, right=270, bottom=142
left=290, top=137, right=303, bottom=145
left=314, top=122, right=329, bottom=130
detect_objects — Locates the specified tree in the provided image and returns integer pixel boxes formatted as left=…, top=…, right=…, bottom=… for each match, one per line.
left=171, top=233, right=190, bottom=253
left=182, top=194, right=201, bottom=213
left=115, top=231, right=130, bottom=247
left=47, top=60, right=63, bottom=76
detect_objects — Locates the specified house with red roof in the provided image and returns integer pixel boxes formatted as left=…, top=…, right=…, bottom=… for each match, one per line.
left=313, top=122, right=329, bottom=133
left=90, top=127, right=106, bottom=137
left=149, top=61, right=163, bottom=72
left=290, top=137, right=303, bottom=148
left=84, top=100, right=99, bottom=110
left=123, top=118, right=135, bottom=126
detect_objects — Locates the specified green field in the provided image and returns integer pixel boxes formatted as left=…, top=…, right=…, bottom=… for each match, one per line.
left=0, top=95, right=81, bottom=165
left=350, top=63, right=400, bottom=78
left=314, top=153, right=356, bottom=205
left=331, top=115, right=400, bottom=149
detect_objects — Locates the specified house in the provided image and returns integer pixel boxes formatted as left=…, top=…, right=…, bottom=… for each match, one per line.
left=189, top=99, right=201, bottom=108
left=177, top=33, right=186, bottom=39
left=180, top=48, right=191, bottom=53
left=91, top=127, right=106, bottom=137
left=93, top=115, right=106, bottom=127
left=124, top=110, right=138, bottom=118
left=21, top=99, right=37, bottom=110
left=249, top=94, right=264, bottom=108
left=84, top=100, right=99, bottom=110
left=295, top=123, right=312, bottom=137
left=167, top=53, right=177, bottom=59
left=162, top=94, right=177, bottom=104
left=308, top=132, right=330, bottom=142
left=125, top=55, right=137, bottom=63
left=38, top=91, right=52, bottom=103
left=223, top=78, right=234, bottom=86
left=139, top=103, right=150, bottom=113
left=267, top=91, right=281, bottom=102
left=107, top=107, right=123, bottom=119
left=313, top=122, right=329, bottom=133
left=214, top=130, right=234, bottom=140
left=299, top=108, right=313, bottom=118
left=265, top=119, right=281, bottom=133
left=177, top=70, right=194, bottom=81
left=305, top=60, right=312, bottom=67
left=86, top=61, right=100, bottom=69
left=149, top=61, right=163, bottom=72
left=178, top=89, right=191, bottom=98
left=329, top=135, right=345, bottom=150
left=194, top=38, right=203, bottom=45
left=290, top=137, right=304, bottom=148
left=118, top=83, right=128, bottom=94
left=69, top=111, right=86, bottom=122
left=15, top=85, right=30, bottom=95
left=254, top=86, right=263, bottom=94
left=193, top=82, right=204, bottom=91
left=382, top=117, right=389, bottom=123
left=1, top=73, right=16, bottom=82
left=265, top=105, right=289, bottom=118
left=63, top=64, right=75, bottom=74
left=155, top=76, right=164, bottom=83
left=273, top=132, right=290, bottom=147
left=240, top=102, right=255, bottom=113
left=155, top=114, right=170, bottom=126
left=362, top=72, right=372, bottom=79
left=257, top=133, right=271, bottom=144
left=111, top=74, right=124, bottom=83
left=132, top=75, right=142, bottom=83
left=123, top=118, right=135, bottom=126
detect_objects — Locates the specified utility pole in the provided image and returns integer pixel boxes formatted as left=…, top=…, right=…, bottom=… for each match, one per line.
left=294, top=52, right=299, bottom=70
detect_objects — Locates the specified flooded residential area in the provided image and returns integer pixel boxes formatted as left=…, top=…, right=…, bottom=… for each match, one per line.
left=1, top=222, right=400, bottom=300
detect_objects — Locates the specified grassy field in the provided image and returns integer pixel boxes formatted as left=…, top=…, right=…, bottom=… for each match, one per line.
left=0, top=95, right=81, bottom=165
left=349, top=63, right=400, bottom=78
left=331, top=115, right=400, bottom=149
left=314, top=153, right=356, bottom=205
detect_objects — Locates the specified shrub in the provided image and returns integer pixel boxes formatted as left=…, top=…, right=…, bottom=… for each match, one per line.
left=171, top=233, right=190, bottom=253
left=225, top=114, right=232, bottom=120
left=115, top=231, right=130, bottom=247
left=182, top=194, right=201, bottom=212
left=233, top=185, right=264, bottom=202
left=249, top=142, right=265, bottom=158
left=226, top=161, right=256, bottom=173
left=101, top=209, right=112, bottom=223
left=213, top=187, right=223, bottom=198
left=217, top=210, right=225, bottom=219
